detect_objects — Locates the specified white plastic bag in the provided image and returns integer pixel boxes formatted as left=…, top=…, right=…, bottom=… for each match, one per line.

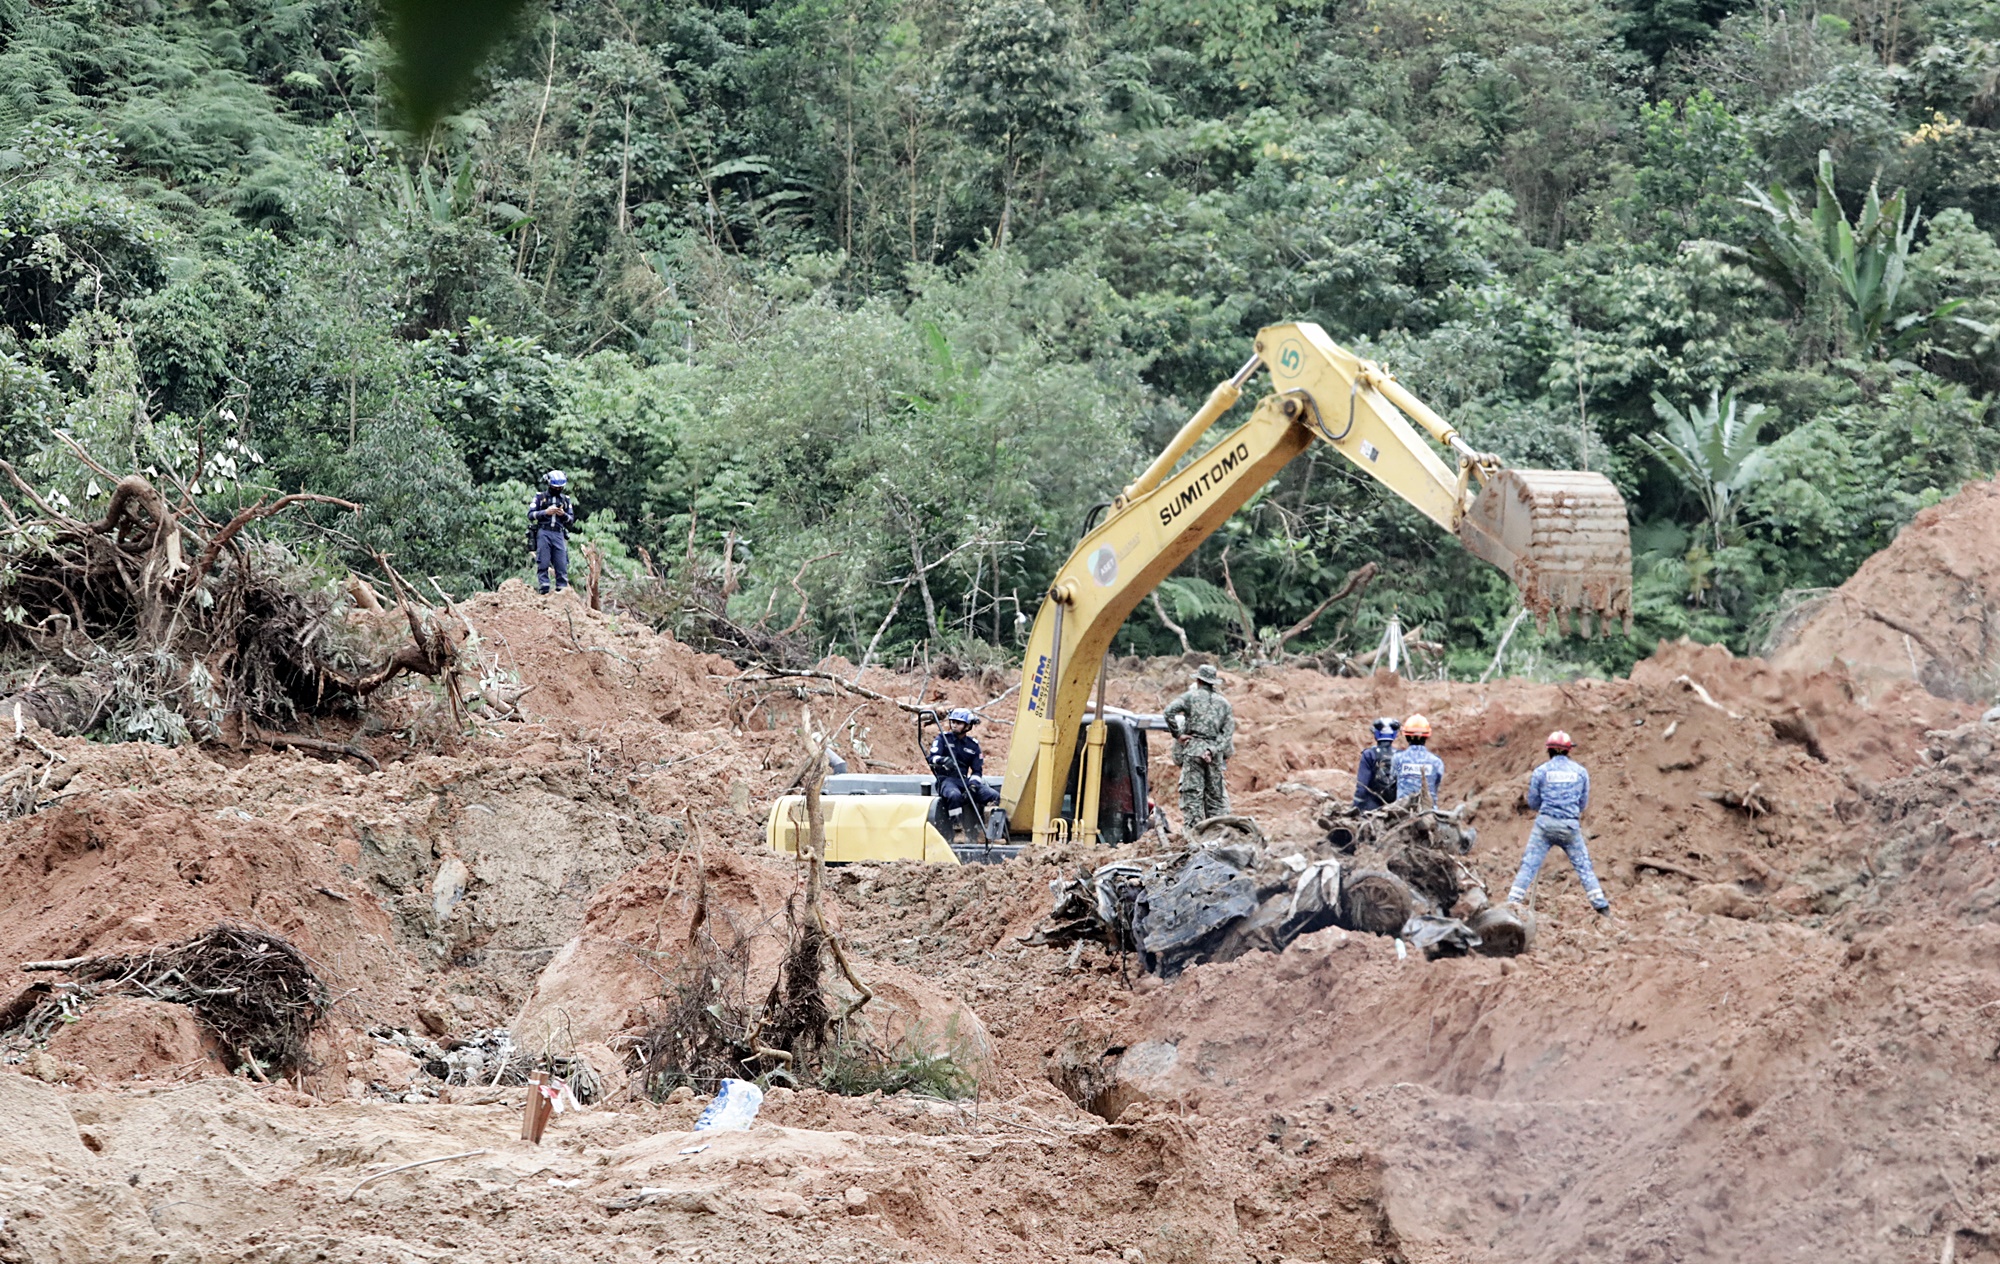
left=692, top=1079, right=764, bottom=1132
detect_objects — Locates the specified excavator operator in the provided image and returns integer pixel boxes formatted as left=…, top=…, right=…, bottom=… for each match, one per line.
left=929, top=708, right=998, bottom=848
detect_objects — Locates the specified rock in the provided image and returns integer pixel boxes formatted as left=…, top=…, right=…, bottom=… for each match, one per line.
left=1097, top=1040, right=1180, bottom=1122
left=23, top=1049, right=86, bottom=1085
left=366, top=1045, right=421, bottom=1089
left=667, top=1085, right=696, bottom=1104
left=657, top=1189, right=722, bottom=1214
left=844, top=1187, right=870, bottom=1212
left=1690, top=883, right=1762, bottom=920
left=754, top=1188, right=812, bottom=1218
left=1770, top=885, right=1817, bottom=917
left=431, top=856, right=471, bottom=923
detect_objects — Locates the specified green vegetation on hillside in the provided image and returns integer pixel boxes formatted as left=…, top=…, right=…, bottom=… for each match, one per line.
left=5, top=0, right=2000, bottom=676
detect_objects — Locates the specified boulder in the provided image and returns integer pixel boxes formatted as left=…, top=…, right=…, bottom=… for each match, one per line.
left=1691, top=883, right=1762, bottom=920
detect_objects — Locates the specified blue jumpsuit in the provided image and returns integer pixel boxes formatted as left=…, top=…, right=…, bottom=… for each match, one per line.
left=1390, top=745, right=1445, bottom=802
left=530, top=491, right=574, bottom=592
left=1507, top=754, right=1609, bottom=910
left=928, top=730, right=999, bottom=830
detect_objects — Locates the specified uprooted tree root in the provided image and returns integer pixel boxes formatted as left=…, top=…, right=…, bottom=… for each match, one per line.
left=630, top=742, right=886, bottom=1100
left=0, top=452, right=467, bottom=739
left=20, top=924, right=331, bottom=1075
left=628, top=901, right=762, bottom=1095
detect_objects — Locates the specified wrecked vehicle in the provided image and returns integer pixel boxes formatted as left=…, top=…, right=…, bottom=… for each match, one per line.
left=1027, top=797, right=1534, bottom=974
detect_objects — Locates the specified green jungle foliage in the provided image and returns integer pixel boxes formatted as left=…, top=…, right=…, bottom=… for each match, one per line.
left=5, top=0, right=2000, bottom=680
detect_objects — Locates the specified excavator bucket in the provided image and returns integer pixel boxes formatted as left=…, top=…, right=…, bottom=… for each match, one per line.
left=1458, top=469, right=1633, bottom=635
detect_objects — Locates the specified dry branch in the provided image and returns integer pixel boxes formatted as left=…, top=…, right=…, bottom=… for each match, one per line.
left=1634, top=856, right=1715, bottom=884
left=1151, top=591, right=1192, bottom=655
left=0, top=454, right=467, bottom=745
left=247, top=727, right=380, bottom=771
left=1263, top=563, right=1376, bottom=660
left=187, top=493, right=359, bottom=589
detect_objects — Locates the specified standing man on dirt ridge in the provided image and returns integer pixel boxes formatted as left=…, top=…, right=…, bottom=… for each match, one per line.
left=1352, top=717, right=1402, bottom=810
left=1391, top=713, right=1444, bottom=803
left=530, top=470, right=575, bottom=595
left=1506, top=729, right=1611, bottom=915
left=1166, top=664, right=1235, bottom=828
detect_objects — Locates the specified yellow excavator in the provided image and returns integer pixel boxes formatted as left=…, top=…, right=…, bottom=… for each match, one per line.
left=768, top=321, right=1632, bottom=865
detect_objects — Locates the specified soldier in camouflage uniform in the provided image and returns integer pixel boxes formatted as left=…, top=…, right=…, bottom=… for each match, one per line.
left=1164, top=664, right=1235, bottom=828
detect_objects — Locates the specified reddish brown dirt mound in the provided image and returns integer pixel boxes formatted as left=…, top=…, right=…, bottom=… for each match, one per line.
left=513, top=845, right=995, bottom=1087
left=0, top=785, right=418, bottom=1060
left=2, top=566, right=1995, bottom=1264
left=45, top=997, right=228, bottom=1084
left=1770, top=478, right=2000, bottom=700
left=512, top=846, right=801, bottom=1051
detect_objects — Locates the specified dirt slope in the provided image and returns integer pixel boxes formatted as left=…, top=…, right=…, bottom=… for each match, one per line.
left=0, top=561, right=1996, bottom=1264
left=1770, top=477, right=2000, bottom=700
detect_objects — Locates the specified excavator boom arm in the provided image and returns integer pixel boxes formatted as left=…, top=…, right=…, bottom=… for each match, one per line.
left=1001, top=322, right=1632, bottom=842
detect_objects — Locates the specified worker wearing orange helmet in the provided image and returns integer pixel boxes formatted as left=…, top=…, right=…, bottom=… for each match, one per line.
left=1506, top=730, right=1610, bottom=915
left=1389, top=714, right=1444, bottom=803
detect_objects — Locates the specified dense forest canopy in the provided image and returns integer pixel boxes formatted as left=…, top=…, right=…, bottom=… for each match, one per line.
left=4, top=0, right=2000, bottom=677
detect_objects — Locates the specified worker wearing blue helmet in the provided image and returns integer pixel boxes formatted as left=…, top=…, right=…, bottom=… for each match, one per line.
left=529, top=470, right=575, bottom=594
left=1351, top=716, right=1401, bottom=811
left=928, top=708, right=999, bottom=847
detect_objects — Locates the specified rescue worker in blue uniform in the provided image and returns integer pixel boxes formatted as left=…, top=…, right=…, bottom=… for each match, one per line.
left=1390, top=713, right=1445, bottom=803
left=1506, top=730, right=1611, bottom=915
left=928, top=708, right=999, bottom=846
left=1351, top=717, right=1402, bottom=811
left=530, top=471, right=575, bottom=594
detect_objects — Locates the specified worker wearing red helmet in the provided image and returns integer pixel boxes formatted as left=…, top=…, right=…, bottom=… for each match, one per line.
left=1506, top=730, right=1611, bottom=915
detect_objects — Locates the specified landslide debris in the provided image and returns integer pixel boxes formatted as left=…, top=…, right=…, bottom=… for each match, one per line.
left=0, top=456, right=469, bottom=745
left=1771, top=476, right=2000, bottom=700
left=19, top=924, right=328, bottom=1076
left=0, top=535, right=1995, bottom=1263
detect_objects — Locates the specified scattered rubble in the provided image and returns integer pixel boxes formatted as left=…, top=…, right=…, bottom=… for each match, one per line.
left=0, top=476, right=1999, bottom=1261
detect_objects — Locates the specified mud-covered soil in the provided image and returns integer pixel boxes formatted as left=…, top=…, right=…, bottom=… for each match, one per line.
left=2, top=488, right=2000, bottom=1264
left=1770, top=476, right=2000, bottom=701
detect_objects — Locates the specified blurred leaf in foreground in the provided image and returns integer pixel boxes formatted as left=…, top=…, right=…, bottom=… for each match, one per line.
left=385, top=0, right=534, bottom=133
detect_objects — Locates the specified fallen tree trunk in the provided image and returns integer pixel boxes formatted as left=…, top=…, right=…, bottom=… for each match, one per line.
left=0, top=677, right=110, bottom=736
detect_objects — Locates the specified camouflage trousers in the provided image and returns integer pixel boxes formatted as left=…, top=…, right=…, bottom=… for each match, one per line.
left=1178, top=757, right=1230, bottom=828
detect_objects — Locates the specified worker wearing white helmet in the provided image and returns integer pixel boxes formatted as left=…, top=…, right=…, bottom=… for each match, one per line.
left=529, top=470, right=575, bottom=595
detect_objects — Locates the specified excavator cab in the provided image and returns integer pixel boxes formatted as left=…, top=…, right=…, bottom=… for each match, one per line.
left=1056, top=709, right=1160, bottom=849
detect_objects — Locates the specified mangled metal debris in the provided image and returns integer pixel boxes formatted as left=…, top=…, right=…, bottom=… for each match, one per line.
left=1026, top=798, right=1534, bottom=974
